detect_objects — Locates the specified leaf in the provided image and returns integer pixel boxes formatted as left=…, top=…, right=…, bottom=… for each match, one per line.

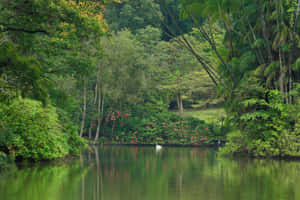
left=264, top=61, right=279, bottom=77
left=293, top=58, right=300, bottom=71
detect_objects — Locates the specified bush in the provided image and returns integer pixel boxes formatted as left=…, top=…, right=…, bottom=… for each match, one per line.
left=55, top=108, right=87, bottom=155
left=0, top=151, right=14, bottom=170
left=0, top=98, right=83, bottom=160
left=223, top=87, right=300, bottom=158
left=101, top=110, right=223, bottom=145
left=221, top=129, right=300, bottom=158
left=65, top=127, right=87, bottom=155
left=0, top=151, right=8, bottom=170
left=219, top=131, right=245, bottom=155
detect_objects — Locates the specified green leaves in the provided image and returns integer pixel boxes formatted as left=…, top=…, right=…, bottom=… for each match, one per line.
left=0, top=98, right=84, bottom=160
left=0, top=99, right=64, bottom=160
left=293, top=57, right=300, bottom=70
left=0, top=41, right=49, bottom=103
left=264, top=62, right=280, bottom=76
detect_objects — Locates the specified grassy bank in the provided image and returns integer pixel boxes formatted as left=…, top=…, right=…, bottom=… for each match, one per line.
left=172, top=108, right=226, bottom=123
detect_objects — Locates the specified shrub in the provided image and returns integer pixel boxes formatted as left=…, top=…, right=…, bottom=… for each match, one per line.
left=223, top=86, right=300, bottom=158
left=219, top=131, right=245, bottom=155
left=0, top=98, right=83, bottom=160
left=0, top=151, right=15, bottom=170
left=55, top=108, right=87, bottom=155
left=0, top=151, right=8, bottom=170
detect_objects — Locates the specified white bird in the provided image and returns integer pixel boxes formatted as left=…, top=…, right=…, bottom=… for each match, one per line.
left=156, top=143, right=162, bottom=151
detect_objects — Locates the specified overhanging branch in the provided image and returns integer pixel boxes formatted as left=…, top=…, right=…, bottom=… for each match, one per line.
left=0, top=23, right=49, bottom=35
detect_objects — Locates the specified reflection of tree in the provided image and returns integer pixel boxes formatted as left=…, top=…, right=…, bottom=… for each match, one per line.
left=210, top=157, right=300, bottom=200
left=84, top=146, right=300, bottom=200
left=80, top=153, right=85, bottom=200
left=0, top=161, right=85, bottom=200
left=93, top=146, right=103, bottom=200
left=1, top=147, right=300, bottom=200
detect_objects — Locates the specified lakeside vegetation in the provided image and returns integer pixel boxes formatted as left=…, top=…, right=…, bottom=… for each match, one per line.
left=0, top=0, right=300, bottom=166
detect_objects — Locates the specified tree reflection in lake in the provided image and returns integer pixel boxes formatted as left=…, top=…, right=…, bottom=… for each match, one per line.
left=0, top=146, right=300, bottom=200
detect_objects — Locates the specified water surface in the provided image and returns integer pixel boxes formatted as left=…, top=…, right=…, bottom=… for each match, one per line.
left=1, top=146, right=300, bottom=200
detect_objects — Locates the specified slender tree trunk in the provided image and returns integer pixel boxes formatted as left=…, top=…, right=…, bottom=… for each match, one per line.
left=89, top=83, right=98, bottom=140
left=288, top=53, right=293, bottom=104
left=242, top=0, right=265, bottom=64
left=281, top=50, right=290, bottom=103
left=177, top=93, right=184, bottom=116
left=94, top=87, right=102, bottom=141
left=285, top=80, right=289, bottom=103
left=282, top=52, right=289, bottom=103
left=94, top=83, right=98, bottom=105
left=258, top=0, right=273, bottom=63
left=276, top=0, right=285, bottom=94
left=101, top=94, right=105, bottom=115
left=288, top=0, right=300, bottom=103
left=111, top=120, right=115, bottom=136
left=289, top=66, right=292, bottom=104
left=162, top=2, right=234, bottom=89
left=279, top=50, right=285, bottom=93
left=88, top=124, right=92, bottom=139
left=80, top=78, right=87, bottom=137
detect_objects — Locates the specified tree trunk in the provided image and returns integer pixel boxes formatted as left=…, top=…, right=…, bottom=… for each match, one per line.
left=258, top=0, right=273, bottom=63
left=94, top=83, right=98, bottom=105
left=242, top=0, right=265, bottom=64
left=288, top=0, right=299, bottom=103
left=111, top=120, right=116, bottom=137
left=279, top=50, right=285, bottom=93
left=94, top=87, right=102, bottom=141
left=79, top=79, right=87, bottom=137
left=288, top=53, right=293, bottom=104
left=276, top=0, right=286, bottom=94
left=88, top=124, right=92, bottom=139
left=177, top=93, right=184, bottom=116
left=285, top=81, right=289, bottom=103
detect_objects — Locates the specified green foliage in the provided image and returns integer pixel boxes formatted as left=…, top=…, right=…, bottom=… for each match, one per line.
left=104, top=0, right=163, bottom=33
left=0, top=40, right=48, bottom=103
left=0, top=98, right=84, bottom=160
left=0, top=151, right=14, bottom=170
left=219, top=131, right=245, bottom=155
left=99, top=110, right=224, bottom=145
left=180, top=0, right=300, bottom=158
left=57, top=108, right=87, bottom=155
left=221, top=81, right=300, bottom=157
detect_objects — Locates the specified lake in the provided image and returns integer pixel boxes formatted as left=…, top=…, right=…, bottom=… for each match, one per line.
left=0, top=146, right=300, bottom=200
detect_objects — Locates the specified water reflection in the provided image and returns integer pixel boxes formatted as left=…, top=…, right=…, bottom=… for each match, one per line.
left=0, top=146, right=300, bottom=200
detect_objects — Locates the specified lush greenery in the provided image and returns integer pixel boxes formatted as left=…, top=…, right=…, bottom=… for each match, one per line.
left=0, top=0, right=106, bottom=161
left=0, top=98, right=85, bottom=160
left=0, top=151, right=13, bottom=170
left=180, top=0, right=300, bottom=157
left=99, top=111, right=226, bottom=145
left=0, top=0, right=299, bottom=162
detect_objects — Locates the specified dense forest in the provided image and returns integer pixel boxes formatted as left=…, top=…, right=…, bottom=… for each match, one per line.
left=0, top=0, right=300, bottom=166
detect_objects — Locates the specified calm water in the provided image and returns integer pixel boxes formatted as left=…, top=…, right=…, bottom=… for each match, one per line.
left=1, top=146, right=300, bottom=200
